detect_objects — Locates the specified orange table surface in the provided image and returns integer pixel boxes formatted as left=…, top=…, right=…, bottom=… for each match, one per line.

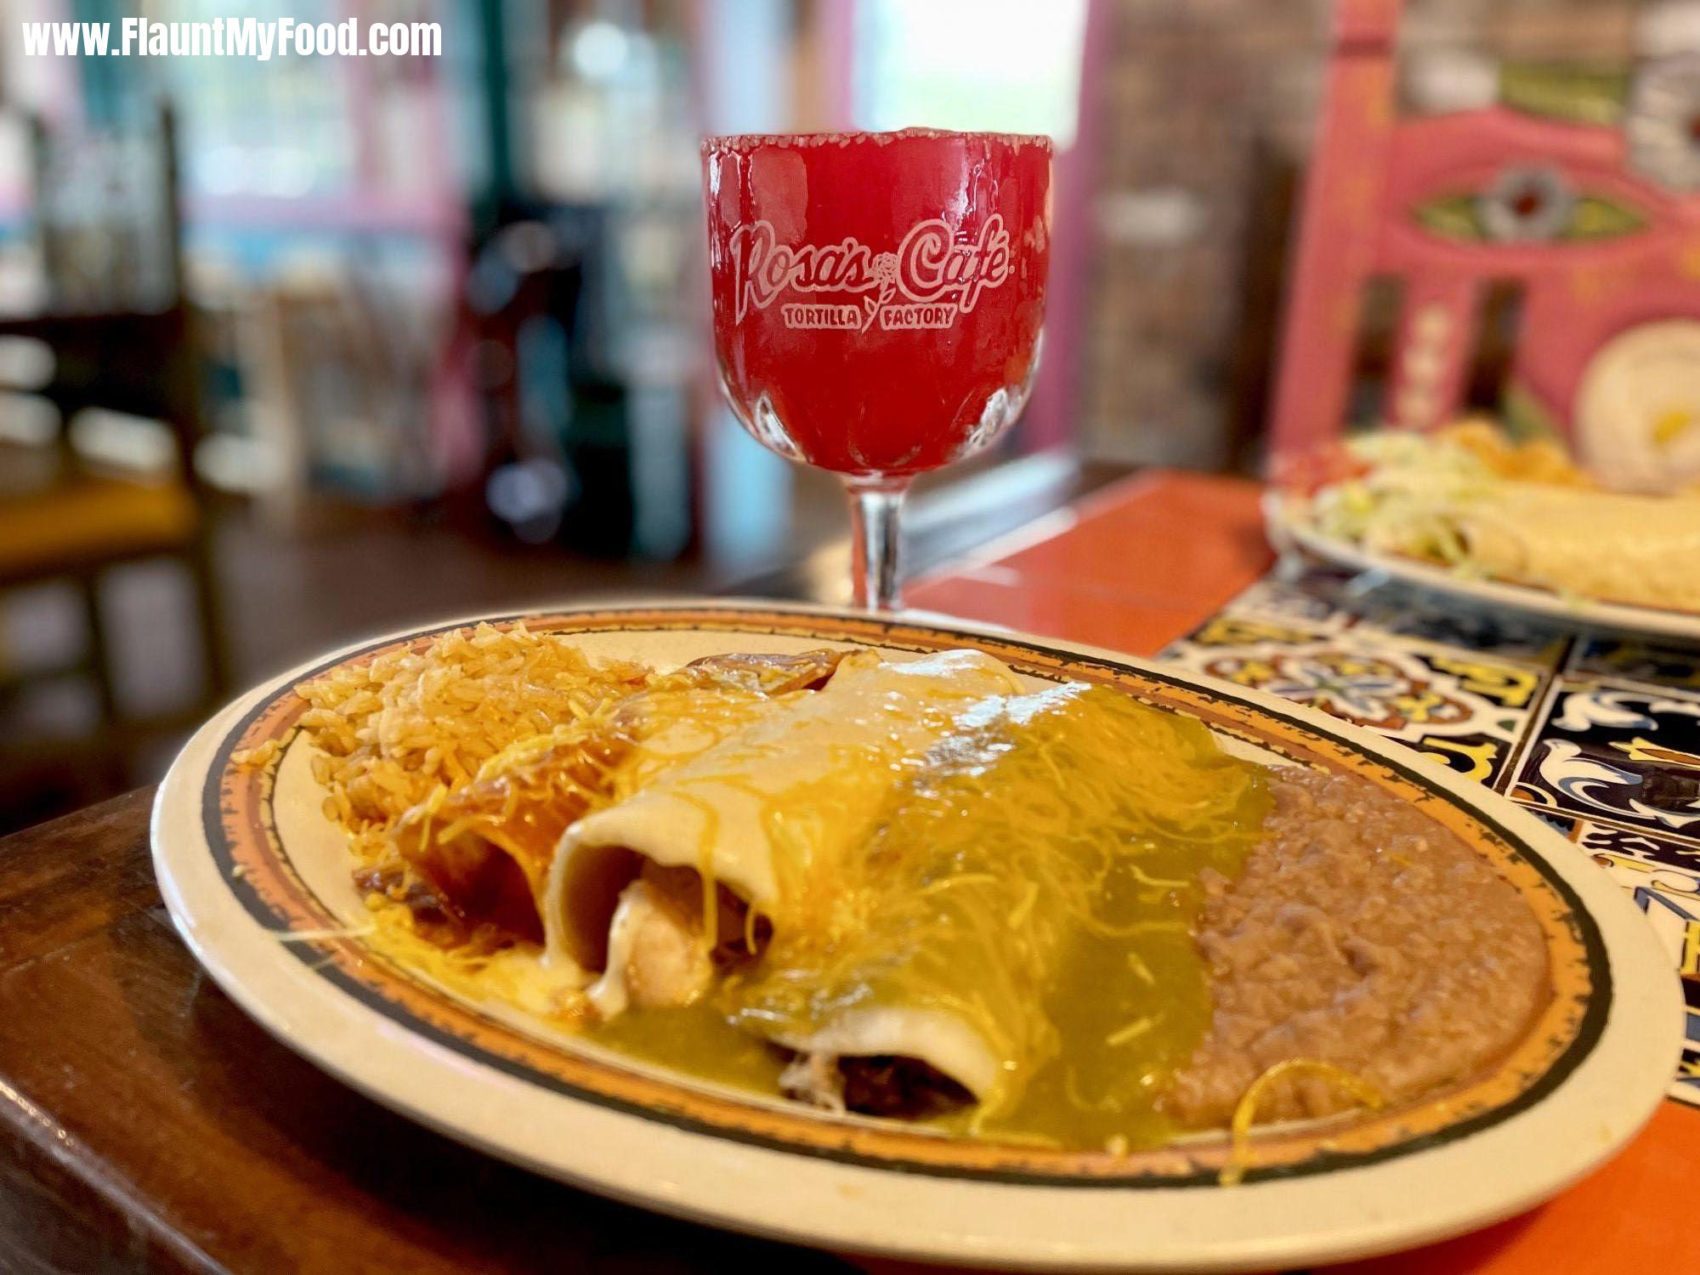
left=903, top=469, right=1700, bottom=1275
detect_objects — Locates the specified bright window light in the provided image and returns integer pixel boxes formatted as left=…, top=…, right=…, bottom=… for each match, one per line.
left=854, top=0, right=1089, bottom=148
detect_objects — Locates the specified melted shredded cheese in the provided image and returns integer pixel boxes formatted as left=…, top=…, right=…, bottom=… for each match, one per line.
left=1007, top=880, right=1041, bottom=928
left=1125, top=862, right=1189, bottom=891
left=1105, top=1014, right=1159, bottom=1047
left=1219, top=1058, right=1386, bottom=1186
left=729, top=683, right=1272, bottom=1148
left=1124, top=951, right=1155, bottom=985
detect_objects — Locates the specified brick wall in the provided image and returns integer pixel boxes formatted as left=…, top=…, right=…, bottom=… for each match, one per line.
left=1079, top=0, right=1644, bottom=471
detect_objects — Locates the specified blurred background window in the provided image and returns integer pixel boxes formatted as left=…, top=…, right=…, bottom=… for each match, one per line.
left=136, top=0, right=354, bottom=200
left=853, top=0, right=1089, bottom=145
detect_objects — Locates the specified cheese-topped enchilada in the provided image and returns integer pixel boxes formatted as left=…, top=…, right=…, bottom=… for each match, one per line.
left=289, top=630, right=1552, bottom=1157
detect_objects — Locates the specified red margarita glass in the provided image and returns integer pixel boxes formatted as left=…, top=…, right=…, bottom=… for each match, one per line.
left=702, top=128, right=1052, bottom=610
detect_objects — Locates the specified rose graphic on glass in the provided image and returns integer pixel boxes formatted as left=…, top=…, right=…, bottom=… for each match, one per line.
left=703, top=129, right=1053, bottom=610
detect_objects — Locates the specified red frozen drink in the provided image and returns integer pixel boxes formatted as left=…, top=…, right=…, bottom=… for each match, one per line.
left=702, top=128, right=1052, bottom=607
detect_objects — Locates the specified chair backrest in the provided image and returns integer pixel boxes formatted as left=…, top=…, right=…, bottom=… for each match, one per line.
left=12, top=103, right=204, bottom=487
left=1269, top=0, right=1700, bottom=489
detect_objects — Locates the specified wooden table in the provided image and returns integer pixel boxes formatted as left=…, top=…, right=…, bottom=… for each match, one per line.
left=3, top=470, right=1695, bottom=1273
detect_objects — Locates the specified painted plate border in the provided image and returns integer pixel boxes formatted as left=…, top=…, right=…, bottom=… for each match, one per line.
left=151, top=600, right=1683, bottom=1271
left=1265, top=492, right=1700, bottom=642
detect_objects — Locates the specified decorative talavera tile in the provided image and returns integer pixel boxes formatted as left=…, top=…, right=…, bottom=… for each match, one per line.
left=1408, top=731, right=1514, bottom=786
left=1511, top=679, right=1700, bottom=844
left=1315, top=572, right=1574, bottom=665
left=1598, top=856, right=1700, bottom=1108
left=1573, top=819, right=1700, bottom=876
left=1166, top=575, right=1553, bottom=786
left=1180, top=612, right=1335, bottom=652
left=1181, top=566, right=1574, bottom=668
left=1350, top=594, right=1573, bottom=669
left=1214, top=571, right=1360, bottom=632
left=1170, top=635, right=1532, bottom=734
left=1568, top=635, right=1700, bottom=693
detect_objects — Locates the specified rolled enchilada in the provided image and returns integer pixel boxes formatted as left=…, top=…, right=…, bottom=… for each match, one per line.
left=545, top=648, right=1022, bottom=1013
left=390, top=649, right=846, bottom=943
left=723, top=683, right=1269, bottom=1145
left=557, top=660, right=1269, bottom=1149
left=1449, top=483, right=1700, bottom=613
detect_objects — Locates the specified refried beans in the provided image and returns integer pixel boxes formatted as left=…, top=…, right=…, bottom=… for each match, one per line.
left=1164, top=767, right=1551, bottom=1128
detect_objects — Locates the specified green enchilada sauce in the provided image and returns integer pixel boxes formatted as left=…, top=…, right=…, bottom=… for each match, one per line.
left=588, top=683, right=1270, bottom=1152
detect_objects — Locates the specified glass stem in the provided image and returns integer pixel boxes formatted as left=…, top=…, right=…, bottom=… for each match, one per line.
left=845, top=476, right=910, bottom=612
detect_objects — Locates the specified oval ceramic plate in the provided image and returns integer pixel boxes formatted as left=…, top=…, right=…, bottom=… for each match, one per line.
left=152, top=601, right=1682, bottom=1272
left=1265, top=492, right=1700, bottom=642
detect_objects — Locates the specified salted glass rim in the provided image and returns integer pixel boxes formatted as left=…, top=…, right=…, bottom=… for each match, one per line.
left=699, top=126, right=1054, bottom=154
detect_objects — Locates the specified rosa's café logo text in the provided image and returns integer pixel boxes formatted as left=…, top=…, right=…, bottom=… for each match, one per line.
left=729, top=215, right=1013, bottom=332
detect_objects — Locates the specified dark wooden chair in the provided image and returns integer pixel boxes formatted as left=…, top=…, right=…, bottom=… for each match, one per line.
left=0, top=103, right=228, bottom=814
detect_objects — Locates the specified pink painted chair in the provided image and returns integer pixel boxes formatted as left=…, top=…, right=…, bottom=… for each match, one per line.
left=1270, top=0, right=1700, bottom=490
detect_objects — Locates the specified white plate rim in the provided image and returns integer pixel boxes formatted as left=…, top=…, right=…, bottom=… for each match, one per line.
left=150, top=599, right=1685, bottom=1272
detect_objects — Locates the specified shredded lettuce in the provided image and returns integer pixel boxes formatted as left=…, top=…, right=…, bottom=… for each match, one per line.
left=1309, top=434, right=1497, bottom=570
